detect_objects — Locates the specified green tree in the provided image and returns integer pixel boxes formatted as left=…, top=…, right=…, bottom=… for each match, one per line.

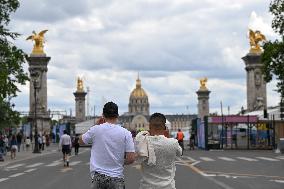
left=0, top=0, right=29, bottom=129
left=262, top=0, right=284, bottom=100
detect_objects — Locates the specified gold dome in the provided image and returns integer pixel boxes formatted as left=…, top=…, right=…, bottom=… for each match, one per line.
left=130, top=77, right=148, bottom=98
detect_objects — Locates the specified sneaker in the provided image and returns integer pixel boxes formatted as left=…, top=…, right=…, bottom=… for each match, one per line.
left=66, top=161, right=69, bottom=167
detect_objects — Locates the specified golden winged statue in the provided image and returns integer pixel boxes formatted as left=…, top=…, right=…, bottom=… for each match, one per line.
left=200, top=78, right=208, bottom=89
left=249, top=29, right=266, bottom=53
left=26, top=30, right=48, bottom=55
left=77, top=77, right=84, bottom=92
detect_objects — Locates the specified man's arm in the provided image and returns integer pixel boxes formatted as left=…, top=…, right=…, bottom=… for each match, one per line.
left=124, top=152, right=136, bottom=165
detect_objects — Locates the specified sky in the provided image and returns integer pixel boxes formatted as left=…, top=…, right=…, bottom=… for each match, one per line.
left=9, top=0, right=280, bottom=118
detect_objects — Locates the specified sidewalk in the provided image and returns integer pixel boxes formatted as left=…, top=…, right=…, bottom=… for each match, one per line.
left=0, top=143, right=59, bottom=168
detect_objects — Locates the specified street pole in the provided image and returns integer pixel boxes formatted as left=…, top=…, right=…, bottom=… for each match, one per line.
left=220, top=101, right=224, bottom=149
left=33, top=78, right=40, bottom=153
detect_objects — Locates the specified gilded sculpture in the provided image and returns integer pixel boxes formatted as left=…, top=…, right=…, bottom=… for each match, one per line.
left=26, top=30, right=48, bottom=55
left=248, top=29, right=266, bottom=53
left=200, top=78, right=208, bottom=89
left=77, top=77, right=84, bottom=92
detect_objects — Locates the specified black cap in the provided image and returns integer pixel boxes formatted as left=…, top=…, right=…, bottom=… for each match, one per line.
left=103, top=102, right=119, bottom=118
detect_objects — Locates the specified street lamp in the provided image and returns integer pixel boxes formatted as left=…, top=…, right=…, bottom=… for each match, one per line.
left=31, top=72, right=41, bottom=153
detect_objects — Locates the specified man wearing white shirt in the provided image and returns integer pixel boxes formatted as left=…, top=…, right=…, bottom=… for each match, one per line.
left=80, top=102, right=135, bottom=189
left=136, top=113, right=182, bottom=189
left=59, top=130, right=72, bottom=167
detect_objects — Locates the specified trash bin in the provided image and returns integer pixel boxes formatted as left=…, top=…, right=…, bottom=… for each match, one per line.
left=279, top=138, right=284, bottom=154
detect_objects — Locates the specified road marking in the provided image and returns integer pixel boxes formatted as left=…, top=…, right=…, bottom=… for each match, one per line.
left=237, top=157, right=258, bottom=162
left=205, top=171, right=284, bottom=179
left=69, top=161, right=81, bottom=166
left=185, top=163, right=234, bottom=189
left=276, top=156, right=284, bottom=160
left=270, top=179, right=284, bottom=183
left=6, top=163, right=25, bottom=169
left=60, top=167, right=73, bottom=173
left=85, top=162, right=90, bottom=165
left=175, top=157, right=182, bottom=161
left=26, top=163, right=44, bottom=168
left=176, top=162, right=188, bottom=166
left=218, top=157, right=236, bottom=161
left=24, top=168, right=37, bottom=173
left=256, top=157, right=279, bottom=161
left=0, top=178, right=9, bottom=182
left=46, top=161, right=61, bottom=167
left=200, top=157, right=215, bottom=161
left=9, top=173, right=25, bottom=178
left=191, top=161, right=201, bottom=166
left=183, top=156, right=196, bottom=162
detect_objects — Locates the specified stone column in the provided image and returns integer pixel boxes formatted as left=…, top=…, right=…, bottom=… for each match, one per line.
left=27, top=55, right=51, bottom=134
left=242, top=53, right=267, bottom=112
left=196, top=88, right=211, bottom=120
left=73, top=91, right=87, bottom=123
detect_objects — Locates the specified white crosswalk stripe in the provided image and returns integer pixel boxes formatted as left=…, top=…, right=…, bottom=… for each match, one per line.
left=26, top=163, right=44, bottom=168
left=0, top=178, right=9, bottom=182
left=237, top=157, right=258, bottom=161
left=69, top=161, right=81, bottom=166
left=200, top=157, right=215, bottom=161
left=9, top=173, right=25, bottom=178
left=182, top=156, right=196, bottom=162
left=256, top=157, right=279, bottom=161
left=6, top=164, right=25, bottom=169
left=276, top=156, right=284, bottom=160
left=46, top=161, right=62, bottom=167
left=24, top=168, right=37, bottom=173
left=218, top=157, right=236, bottom=161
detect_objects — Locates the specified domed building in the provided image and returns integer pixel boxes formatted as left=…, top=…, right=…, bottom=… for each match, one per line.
left=119, top=76, right=150, bottom=131
left=119, top=75, right=197, bottom=137
left=128, top=76, right=149, bottom=115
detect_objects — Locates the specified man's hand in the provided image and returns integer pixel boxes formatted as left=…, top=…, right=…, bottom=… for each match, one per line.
left=79, top=135, right=84, bottom=145
left=124, top=152, right=136, bottom=165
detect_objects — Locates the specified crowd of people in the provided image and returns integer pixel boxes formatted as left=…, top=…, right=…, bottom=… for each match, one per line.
left=0, top=132, right=51, bottom=161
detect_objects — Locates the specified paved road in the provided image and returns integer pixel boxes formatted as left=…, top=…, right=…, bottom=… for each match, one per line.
left=0, top=148, right=283, bottom=189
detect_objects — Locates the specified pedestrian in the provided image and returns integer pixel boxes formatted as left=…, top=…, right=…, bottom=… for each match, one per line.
left=176, top=129, right=184, bottom=153
left=25, top=137, right=31, bottom=151
left=42, top=134, right=46, bottom=151
left=135, top=113, right=182, bottom=189
left=4, top=135, right=9, bottom=154
left=10, top=135, right=17, bottom=159
left=16, top=132, right=22, bottom=152
left=74, top=134, right=80, bottom=155
left=38, top=135, right=43, bottom=151
left=59, top=130, right=72, bottom=167
left=79, top=101, right=136, bottom=189
left=189, top=133, right=195, bottom=150
left=46, top=134, right=50, bottom=147
left=0, top=135, right=5, bottom=161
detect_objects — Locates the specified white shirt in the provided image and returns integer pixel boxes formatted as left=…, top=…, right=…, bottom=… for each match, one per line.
left=137, top=135, right=182, bottom=189
left=59, top=134, right=72, bottom=147
left=82, top=122, right=135, bottom=178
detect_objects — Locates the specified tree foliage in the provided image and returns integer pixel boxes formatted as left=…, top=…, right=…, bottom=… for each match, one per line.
left=0, top=0, right=29, bottom=129
left=262, top=0, right=284, bottom=99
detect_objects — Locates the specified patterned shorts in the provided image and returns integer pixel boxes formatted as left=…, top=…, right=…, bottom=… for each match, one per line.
left=91, top=172, right=125, bottom=189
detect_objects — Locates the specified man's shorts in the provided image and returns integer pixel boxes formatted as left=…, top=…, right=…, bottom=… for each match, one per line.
left=91, top=171, right=125, bottom=189
left=62, top=145, right=70, bottom=154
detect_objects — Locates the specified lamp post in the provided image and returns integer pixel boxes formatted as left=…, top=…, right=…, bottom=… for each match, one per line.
left=31, top=72, right=41, bottom=153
